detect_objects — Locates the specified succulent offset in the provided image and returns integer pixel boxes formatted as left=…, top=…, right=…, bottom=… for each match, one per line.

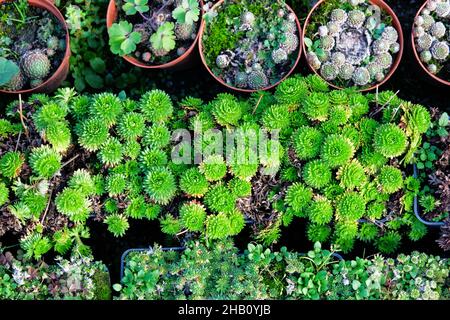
left=413, top=0, right=450, bottom=80
left=305, top=0, right=401, bottom=88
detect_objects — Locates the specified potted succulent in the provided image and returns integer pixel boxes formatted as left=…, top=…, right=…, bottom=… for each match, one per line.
left=106, top=0, right=203, bottom=69
left=303, top=0, right=403, bottom=91
left=412, top=0, right=450, bottom=86
left=413, top=109, right=449, bottom=249
left=0, top=0, right=70, bottom=94
left=198, top=0, right=302, bottom=92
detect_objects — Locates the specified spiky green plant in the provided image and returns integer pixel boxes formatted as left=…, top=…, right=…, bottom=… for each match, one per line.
left=105, top=214, right=129, bottom=237
left=22, top=191, right=47, bottom=216
left=378, top=166, right=403, bottom=194
left=376, top=231, right=401, bottom=254
left=229, top=158, right=258, bottom=181
left=106, top=173, right=127, bottom=196
left=99, top=138, right=123, bottom=167
left=292, top=126, right=324, bottom=160
left=0, top=182, right=9, bottom=206
left=285, top=182, right=313, bottom=214
left=204, top=184, right=236, bottom=214
left=228, top=178, right=251, bottom=198
left=33, top=102, right=67, bottom=131
left=419, top=194, right=436, bottom=214
left=262, top=104, right=291, bottom=131
left=0, top=151, right=24, bottom=178
left=320, top=135, right=354, bottom=168
left=199, top=155, right=227, bottom=182
left=336, top=160, right=367, bottom=190
left=307, top=223, right=331, bottom=242
left=160, top=214, right=182, bottom=235
left=139, top=148, right=168, bottom=169
left=179, top=167, right=209, bottom=197
left=302, top=92, right=330, bottom=121
left=373, top=124, right=408, bottom=158
left=336, top=192, right=366, bottom=221
left=123, top=140, right=142, bottom=159
left=68, top=169, right=96, bottom=197
left=334, top=220, right=358, bottom=252
left=144, top=167, right=176, bottom=205
left=307, top=197, right=333, bottom=225
left=179, top=201, right=206, bottom=232
left=358, top=223, right=379, bottom=242
left=227, top=209, right=245, bottom=236
left=366, top=202, right=385, bottom=220
left=124, top=196, right=145, bottom=219
left=140, top=90, right=173, bottom=123
left=90, top=93, right=123, bottom=127
left=302, top=160, right=332, bottom=189
left=78, top=118, right=109, bottom=151
left=20, top=232, right=52, bottom=260
left=275, top=76, right=309, bottom=105
left=117, top=112, right=145, bottom=140
left=46, top=122, right=71, bottom=152
left=306, top=74, right=329, bottom=92
left=55, top=188, right=91, bottom=222
left=211, top=93, right=243, bottom=127
left=142, top=124, right=171, bottom=149
left=29, top=146, right=62, bottom=179
left=205, top=213, right=230, bottom=239
left=359, top=118, right=379, bottom=145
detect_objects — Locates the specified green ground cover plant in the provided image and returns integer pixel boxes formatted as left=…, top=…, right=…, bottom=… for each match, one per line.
left=116, top=240, right=450, bottom=300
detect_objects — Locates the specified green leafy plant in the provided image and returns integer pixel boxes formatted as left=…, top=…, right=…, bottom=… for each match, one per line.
left=0, top=57, right=19, bottom=87
left=172, top=0, right=200, bottom=25
left=108, top=21, right=142, bottom=56
left=150, top=22, right=176, bottom=52
left=122, top=0, right=149, bottom=15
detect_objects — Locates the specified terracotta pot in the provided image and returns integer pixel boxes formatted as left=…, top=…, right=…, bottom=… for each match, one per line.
left=411, top=1, right=450, bottom=87
left=0, top=0, right=70, bottom=95
left=303, top=0, right=404, bottom=92
left=198, top=0, right=303, bottom=93
left=106, top=0, right=203, bottom=70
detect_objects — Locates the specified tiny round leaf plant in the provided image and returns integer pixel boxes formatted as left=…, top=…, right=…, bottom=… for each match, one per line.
left=199, top=0, right=302, bottom=92
left=412, top=0, right=450, bottom=86
left=0, top=0, right=70, bottom=94
left=106, top=0, right=203, bottom=68
left=303, top=0, right=403, bottom=91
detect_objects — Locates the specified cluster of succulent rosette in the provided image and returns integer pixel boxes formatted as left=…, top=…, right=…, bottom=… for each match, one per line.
left=413, top=0, right=450, bottom=79
left=305, top=0, right=400, bottom=88
left=0, top=73, right=436, bottom=259
left=108, top=0, right=201, bottom=64
left=202, top=0, right=300, bottom=90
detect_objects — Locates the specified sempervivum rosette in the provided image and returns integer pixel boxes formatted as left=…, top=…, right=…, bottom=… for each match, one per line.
left=304, top=0, right=401, bottom=89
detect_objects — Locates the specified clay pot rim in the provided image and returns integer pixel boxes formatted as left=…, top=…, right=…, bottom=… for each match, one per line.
left=302, top=0, right=404, bottom=92
left=106, top=0, right=204, bottom=69
left=0, top=0, right=71, bottom=95
left=411, top=1, right=450, bottom=87
left=198, top=0, right=303, bottom=93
